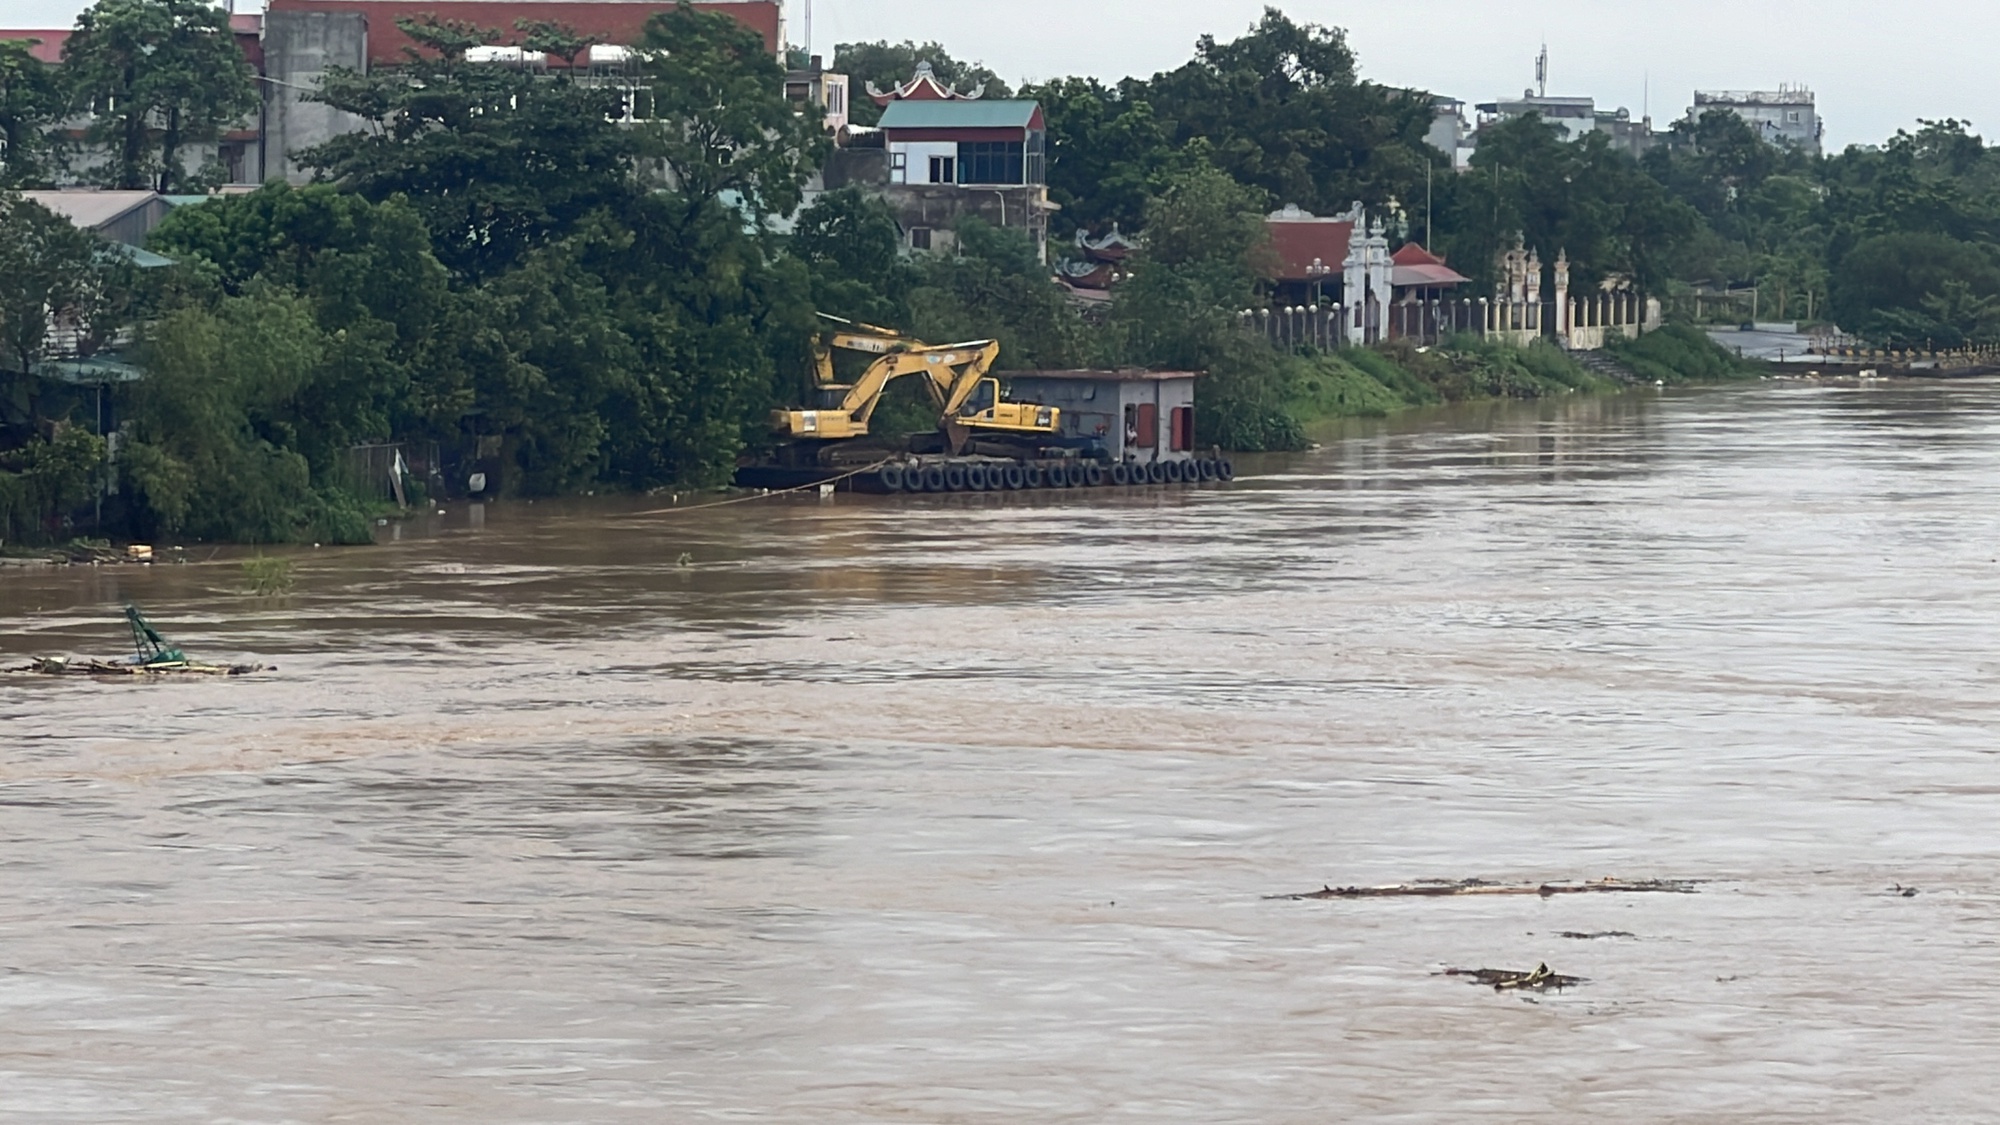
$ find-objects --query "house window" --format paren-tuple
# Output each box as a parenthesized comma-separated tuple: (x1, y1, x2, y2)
(958, 141, 1025, 185)
(910, 227, 933, 251)
(928, 155, 955, 184)
(890, 151, 907, 183)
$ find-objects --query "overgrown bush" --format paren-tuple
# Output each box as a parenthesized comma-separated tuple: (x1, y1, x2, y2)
(0, 427, 106, 545)
(1607, 323, 1759, 383)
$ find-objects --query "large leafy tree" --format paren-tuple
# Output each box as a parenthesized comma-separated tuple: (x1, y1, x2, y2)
(788, 186, 915, 326)
(1136, 9, 1435, 219)
(303, 17, 642, 280)
(636, 4, 830, 228)
(1443, 114, 1699, 292)
(1020, 76, 1173, 236)
(63, 0, 258, 192)
(0, 194, 121, 383)
(0, 40, 65, 188)
(831, 40, 1010, 127)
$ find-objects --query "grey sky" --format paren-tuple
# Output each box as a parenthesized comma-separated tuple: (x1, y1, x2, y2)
(10, 0, 1988, 149)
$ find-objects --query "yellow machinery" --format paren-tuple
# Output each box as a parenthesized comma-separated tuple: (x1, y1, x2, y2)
(771, 315, 1058, 447)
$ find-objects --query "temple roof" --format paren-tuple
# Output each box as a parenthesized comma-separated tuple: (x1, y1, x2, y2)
(1266, 219, 1354, 282)
(866, 61, 985, 106)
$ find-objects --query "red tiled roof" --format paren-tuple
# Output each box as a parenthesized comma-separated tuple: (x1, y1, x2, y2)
(0, 30, 70, 63)
(1391, 243, 1443, 266)
(264, 0, 781, 65)
(6, 20, 260, 64)
(1266, 219, 1352, 282)
(1389, 243, 1469, 288)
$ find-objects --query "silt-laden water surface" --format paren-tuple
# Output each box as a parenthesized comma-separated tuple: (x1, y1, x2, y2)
(5, 380, 2000, 1122)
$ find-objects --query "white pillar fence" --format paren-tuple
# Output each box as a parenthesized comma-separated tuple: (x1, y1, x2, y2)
(1241, 290, 1660, 353)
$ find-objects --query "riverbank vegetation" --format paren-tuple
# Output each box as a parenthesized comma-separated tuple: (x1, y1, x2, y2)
(0, 2, 1951, 544)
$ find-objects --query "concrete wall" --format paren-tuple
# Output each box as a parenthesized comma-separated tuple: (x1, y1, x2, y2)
(881, 183, 1049, 263)
(263, 11, 369, 183)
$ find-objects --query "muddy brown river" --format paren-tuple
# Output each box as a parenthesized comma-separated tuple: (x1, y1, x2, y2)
(5, 379, 2000, 1122)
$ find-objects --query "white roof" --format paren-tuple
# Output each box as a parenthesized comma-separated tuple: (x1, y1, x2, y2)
(20, 190, 160, 230)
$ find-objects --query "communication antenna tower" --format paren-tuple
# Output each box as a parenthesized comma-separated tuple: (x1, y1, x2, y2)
(1536, 44, 1548, 98)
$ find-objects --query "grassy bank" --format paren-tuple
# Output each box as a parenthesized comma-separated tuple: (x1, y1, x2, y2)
(1223, 327, 1758, 446)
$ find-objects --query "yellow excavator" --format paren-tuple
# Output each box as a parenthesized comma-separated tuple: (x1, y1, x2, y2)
(742, 314, 1229, 493)
(770, 315, 1059, 450)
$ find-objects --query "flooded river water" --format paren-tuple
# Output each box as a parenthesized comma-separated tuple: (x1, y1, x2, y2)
(6, 379, 2000, 1122)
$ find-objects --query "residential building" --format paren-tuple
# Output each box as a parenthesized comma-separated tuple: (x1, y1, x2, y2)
(828, 62, 1053, 262)
(786, 55, 850, 132)
(1478, 93, 1600, 143)
(1690, 87, 1822, 155)
(1425, 97, 1473, 170)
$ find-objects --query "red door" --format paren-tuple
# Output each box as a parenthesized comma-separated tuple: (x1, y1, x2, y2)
(1170, 406, 1194, 452)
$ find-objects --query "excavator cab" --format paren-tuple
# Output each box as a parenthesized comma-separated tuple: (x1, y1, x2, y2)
(953, 377, 1058, 435)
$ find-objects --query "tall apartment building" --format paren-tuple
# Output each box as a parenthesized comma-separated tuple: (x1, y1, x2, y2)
(1690, 87, 1823, 156)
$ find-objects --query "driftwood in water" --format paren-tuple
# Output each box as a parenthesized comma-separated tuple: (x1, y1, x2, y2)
(1441, 963, 1584, 992)
(1271, 877, 1699, 901)
(11, 657, 267, 678)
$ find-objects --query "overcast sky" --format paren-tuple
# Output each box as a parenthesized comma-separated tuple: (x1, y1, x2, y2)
(11, 0, 1992, 149)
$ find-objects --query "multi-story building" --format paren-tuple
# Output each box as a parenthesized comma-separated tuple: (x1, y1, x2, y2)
(823, 63, 1053, 262)
(1690, 87, 1823, 155)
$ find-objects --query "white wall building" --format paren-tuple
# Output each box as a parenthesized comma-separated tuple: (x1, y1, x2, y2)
(1690, 87, 1822, 156)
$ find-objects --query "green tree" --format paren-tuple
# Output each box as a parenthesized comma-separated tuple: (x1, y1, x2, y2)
(832, 40, 1010, 127)
(906, 217, 1086, 370)
(1445, 114, 1699, 292)
(1021, 76, 1173, 236)
(123, 287, 376, 543)
(789, 186, 915, 325)
(1136, 9, 1436, 219)
(303, 17, 642, 280)
(0, 39, 65, 188)
(0, 194, 119, 386)
(1111, 159, 1302, 450)
(63, 0, 258, 192)
(1830, 231, 2000, 345)
(150, 184, 455, 462)
(636, 3, 830, 228)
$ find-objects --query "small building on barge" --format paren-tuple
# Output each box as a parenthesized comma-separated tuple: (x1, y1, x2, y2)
(1003, 369, 1202, 464)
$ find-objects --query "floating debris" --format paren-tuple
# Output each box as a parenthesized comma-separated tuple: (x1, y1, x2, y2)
(9, 605, 269, 678)
(1440, 964, 1584, 992)
(1887, 884, 1920, 898)
(1559, 930, 1636, 940)
(1271, 877, 1700, 901)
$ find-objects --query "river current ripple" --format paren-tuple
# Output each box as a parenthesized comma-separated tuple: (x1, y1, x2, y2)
(5, 380, 2000, 1122)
